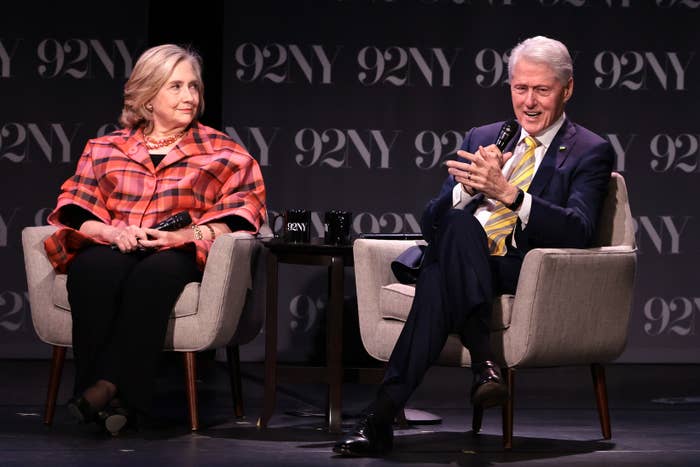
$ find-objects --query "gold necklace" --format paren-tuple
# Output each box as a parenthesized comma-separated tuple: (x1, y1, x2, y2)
(144, 131, 185, 150)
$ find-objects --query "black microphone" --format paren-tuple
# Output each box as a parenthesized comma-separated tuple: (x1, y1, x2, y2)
(443, 119, 519, 168)
(495, 119, 519, 152)
(446, 119, 519, 195)
(151, 211, 192, 231)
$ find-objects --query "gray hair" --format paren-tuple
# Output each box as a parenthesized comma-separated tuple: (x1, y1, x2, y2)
(508, 36, 573, 84)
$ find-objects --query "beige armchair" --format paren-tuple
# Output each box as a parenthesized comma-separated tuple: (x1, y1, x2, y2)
(353, 172, 637, 448)
(22, 224, 271, 430)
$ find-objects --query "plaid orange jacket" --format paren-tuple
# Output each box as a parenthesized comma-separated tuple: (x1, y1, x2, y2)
(44, 122, 267, 273)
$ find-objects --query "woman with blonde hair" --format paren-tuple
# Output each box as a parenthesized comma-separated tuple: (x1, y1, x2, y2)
(44, 44, 267, 435)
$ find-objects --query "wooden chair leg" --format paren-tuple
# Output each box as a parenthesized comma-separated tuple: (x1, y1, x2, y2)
(226, 345, 244, 418)
(591, 363, 612, 439)
(502, 367, 515, 450)
(183, 352, 199, 431)
(44, 346, 66, 425)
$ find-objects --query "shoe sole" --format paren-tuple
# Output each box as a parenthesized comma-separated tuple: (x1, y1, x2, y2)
(472, 381, 509, 408)
(333, 445, 360, 457)
(104, 414, 128, 436)
(332, 445, 388, 457)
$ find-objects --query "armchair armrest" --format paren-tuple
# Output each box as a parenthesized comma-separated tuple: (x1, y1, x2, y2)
(178, 232, 262, 350)
(22, 226, 69, 346)
(353, 238, 426, 357)
(503, 245, 637, 367)
(359, 233, 424, 240)
(233, 222, 273, 345)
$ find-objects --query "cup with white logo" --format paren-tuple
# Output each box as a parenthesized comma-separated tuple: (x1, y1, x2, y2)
(273, 209, 311, 243)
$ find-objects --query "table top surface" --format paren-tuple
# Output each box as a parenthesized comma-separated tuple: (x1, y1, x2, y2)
(261, 237, 354, 255)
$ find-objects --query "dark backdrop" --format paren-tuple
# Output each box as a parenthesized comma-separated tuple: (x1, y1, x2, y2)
(2, 0, 699, 362)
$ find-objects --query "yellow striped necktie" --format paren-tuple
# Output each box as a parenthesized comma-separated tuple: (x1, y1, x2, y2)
(483, 136, 538, 256)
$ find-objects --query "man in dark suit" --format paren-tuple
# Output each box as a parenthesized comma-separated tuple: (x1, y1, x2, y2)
(334, 35, 614, 456)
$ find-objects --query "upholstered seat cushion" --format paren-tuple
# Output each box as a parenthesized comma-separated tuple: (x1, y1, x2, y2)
(378, 283, 415, 321)
(379, 282, 514, 330)
(52, 274, 200, 318)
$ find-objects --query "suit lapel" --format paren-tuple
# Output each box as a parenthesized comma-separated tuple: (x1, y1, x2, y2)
(504, 132, 519, 154)
(529, 119, 577, 197)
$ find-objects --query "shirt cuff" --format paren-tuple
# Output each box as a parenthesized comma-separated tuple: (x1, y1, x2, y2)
(517, 192, 533, 227)
(452, 183, 474, 209)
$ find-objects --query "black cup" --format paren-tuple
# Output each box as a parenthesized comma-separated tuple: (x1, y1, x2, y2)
(273, 209, 311, 243)
(324, 210, 352, 245)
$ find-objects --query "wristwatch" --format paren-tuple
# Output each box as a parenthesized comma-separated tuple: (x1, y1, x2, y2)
(506, 188, 525, 211)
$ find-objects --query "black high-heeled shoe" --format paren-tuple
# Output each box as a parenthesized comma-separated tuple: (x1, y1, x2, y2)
(67, 396, 127, 436)
(66, 396, 97, 424)
(96, 407, 128, 436)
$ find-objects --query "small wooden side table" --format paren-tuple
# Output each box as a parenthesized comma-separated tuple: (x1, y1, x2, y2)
(256, 238, 383, 433)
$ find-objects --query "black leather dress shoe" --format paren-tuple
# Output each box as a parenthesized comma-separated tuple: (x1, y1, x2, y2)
(471, 360, 509, 408)
(332, 413, 393, 457)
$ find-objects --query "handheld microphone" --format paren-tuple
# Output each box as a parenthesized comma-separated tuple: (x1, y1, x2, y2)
(495, 119, 519, 152)
(151, 211, 192, 231)
(444, 119, 520, 195)
(443, 119, 519, 168)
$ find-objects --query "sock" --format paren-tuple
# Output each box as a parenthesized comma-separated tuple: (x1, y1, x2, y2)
(461, 308, 495, 365)
(364, 389, 399, 425)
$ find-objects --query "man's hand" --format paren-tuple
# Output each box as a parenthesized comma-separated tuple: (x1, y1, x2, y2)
(444, 144, 518, 203)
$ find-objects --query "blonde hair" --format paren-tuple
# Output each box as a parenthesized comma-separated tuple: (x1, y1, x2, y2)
(119, 44, 205, 131)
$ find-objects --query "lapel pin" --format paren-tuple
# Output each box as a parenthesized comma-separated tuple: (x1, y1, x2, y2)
(559, 145, 567, 151)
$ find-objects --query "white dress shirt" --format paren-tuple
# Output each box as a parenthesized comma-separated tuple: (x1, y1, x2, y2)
(452, 114, 566, 240)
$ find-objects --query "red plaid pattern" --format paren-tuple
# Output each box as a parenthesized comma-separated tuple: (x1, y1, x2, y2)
(44, 122, 267, 272)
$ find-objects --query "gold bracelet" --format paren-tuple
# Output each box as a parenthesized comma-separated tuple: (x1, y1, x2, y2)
(203, 223, 216, 241)
(191, 224, 203, 240)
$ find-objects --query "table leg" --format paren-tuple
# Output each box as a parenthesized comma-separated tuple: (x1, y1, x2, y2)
(258, 252, 278, 429)
(326, 255, 344, 433)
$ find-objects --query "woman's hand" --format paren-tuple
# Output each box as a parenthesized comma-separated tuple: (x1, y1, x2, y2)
(81, 221, 231, 252)
(79, 221, 149, 253)
(139, 222, 230, 249)
(110, 225, 150, 253)
(138, 228, 191, 250)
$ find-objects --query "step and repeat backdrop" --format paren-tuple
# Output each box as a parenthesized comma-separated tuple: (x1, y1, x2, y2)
(2, 1, 699, 363)
(0, 2, 149, 357)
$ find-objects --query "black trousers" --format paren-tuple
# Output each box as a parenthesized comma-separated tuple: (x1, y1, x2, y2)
(66, 245, 202, 413)
(381, 209, 523, 409)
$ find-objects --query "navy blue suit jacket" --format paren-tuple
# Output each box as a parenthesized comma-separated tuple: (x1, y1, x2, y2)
(421, 119, 615, 255)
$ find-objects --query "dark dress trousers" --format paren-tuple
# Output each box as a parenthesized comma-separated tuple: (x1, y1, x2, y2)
(380, 119, 615, 408)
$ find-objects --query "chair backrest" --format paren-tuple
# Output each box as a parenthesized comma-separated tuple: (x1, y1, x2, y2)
(593, 172, 636, 248)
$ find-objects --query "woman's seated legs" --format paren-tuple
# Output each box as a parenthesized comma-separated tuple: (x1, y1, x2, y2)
(66, 245, 141, 403)
(66, 246, 201, 430)
(100, 248, 202, 416)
